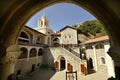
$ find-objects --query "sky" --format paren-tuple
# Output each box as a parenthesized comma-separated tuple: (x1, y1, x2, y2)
(26, 3, 96, 32)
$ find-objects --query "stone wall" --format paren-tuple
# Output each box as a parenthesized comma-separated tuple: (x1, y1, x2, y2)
(15, 56, 42, 75)
(60, 28, 77, 44)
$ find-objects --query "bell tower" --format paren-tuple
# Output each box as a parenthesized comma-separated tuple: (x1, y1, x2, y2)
(35, 15, 52, 46)
(35, 15, 49, 34)
(38, 16, 48, 28)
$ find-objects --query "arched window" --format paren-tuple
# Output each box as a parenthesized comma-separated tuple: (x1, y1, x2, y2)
(18, 47, 28, 59)
(29, 48, 37, 57)
(38, 48, 43, 56)
(101, 57, 106, 64)
(18, 32, 30, 43)
(41, 21, 43, 26)
(20, 32, 29, 38)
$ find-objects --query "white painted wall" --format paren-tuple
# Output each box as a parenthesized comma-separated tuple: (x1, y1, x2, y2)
(104, 43, 115, 77)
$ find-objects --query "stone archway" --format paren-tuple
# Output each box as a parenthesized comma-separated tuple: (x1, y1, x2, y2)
(1, 0, 120, 80)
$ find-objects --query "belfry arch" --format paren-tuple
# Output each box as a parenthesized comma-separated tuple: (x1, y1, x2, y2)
(1, 0, 120, 80)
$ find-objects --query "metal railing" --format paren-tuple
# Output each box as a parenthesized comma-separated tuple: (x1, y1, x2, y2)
(62, 46, 80, 59)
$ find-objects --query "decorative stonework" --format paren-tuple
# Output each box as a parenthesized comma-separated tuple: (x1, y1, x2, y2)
(0, 45, 21, 64)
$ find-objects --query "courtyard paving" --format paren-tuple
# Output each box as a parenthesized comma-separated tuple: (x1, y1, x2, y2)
(18, 68, 109, 80)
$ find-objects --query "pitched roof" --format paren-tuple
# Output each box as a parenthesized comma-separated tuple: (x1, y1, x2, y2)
(83, 35, 109, 44)
(24, 25, 46, 36)
(60, 26, 76, 32)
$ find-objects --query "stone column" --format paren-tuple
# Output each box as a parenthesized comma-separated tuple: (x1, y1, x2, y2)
(0, 45, 21, 80)
(108, 46, 120, 79)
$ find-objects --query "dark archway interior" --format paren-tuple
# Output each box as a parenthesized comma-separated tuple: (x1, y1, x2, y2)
(60, 57, 66, 70)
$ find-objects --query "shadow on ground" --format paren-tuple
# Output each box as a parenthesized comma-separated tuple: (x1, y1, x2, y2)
(17, 68, 56, 80)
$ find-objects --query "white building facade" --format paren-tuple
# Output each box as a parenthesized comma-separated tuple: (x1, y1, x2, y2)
(80, 36, 115, 77)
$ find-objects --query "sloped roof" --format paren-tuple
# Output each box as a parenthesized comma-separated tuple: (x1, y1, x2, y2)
(24, 25, 46, 36)
(60, 26, 76, 32)
(83, 35, 109, 44)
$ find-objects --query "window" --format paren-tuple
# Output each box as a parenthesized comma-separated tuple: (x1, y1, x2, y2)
(41, 21, 43, 26)
(69, 35, 71, 38)
(101, 57, 106, 64)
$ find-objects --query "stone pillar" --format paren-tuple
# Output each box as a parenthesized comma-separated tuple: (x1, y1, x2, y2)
(92, 45, 98, 71)
(0, 45, 21, 80)
(108, 46, 120, 79)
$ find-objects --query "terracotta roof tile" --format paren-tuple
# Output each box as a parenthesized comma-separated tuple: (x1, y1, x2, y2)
(83, 35, 109, 44)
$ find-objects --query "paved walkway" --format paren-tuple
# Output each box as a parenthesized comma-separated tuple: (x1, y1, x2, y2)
(18, 68, 109, 80)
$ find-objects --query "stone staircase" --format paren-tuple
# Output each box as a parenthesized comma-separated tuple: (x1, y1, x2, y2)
(63, 47, 80, 58)
(42, 47, 83, 72)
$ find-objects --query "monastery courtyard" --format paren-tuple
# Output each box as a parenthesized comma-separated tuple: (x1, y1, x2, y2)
(19, 68, 108, 80)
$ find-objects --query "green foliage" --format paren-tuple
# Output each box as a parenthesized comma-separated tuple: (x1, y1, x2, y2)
(73, 20, 107, 36)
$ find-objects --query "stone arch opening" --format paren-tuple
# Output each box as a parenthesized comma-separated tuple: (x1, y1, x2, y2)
(53, 38, 60, 46)
(1, 0, 119, 58)
(38, 48, 43, 56)
(29, 48, 37, 57)
(18, 31, 30, 43)
(18, 47, 28, 59)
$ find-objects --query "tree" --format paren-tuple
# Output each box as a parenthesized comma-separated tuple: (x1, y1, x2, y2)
(73, 20, 107, 37)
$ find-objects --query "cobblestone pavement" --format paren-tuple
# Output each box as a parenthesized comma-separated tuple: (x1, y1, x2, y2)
(18, 68, 109, 80)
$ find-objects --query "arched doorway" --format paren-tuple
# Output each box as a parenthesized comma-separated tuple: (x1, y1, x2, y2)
(87, 58, 95, 74)
(88, 58, 93, 69)
(60, 57, 66, 70)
